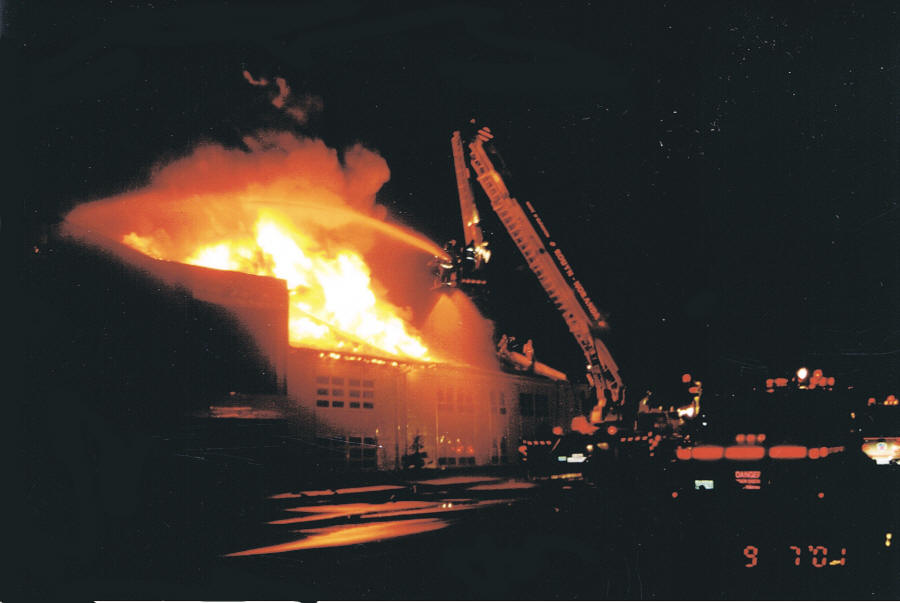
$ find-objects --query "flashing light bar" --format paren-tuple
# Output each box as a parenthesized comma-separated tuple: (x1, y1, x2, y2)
(768, 445, 807, 459)
(724, 445, 765, 461)
(691, 445, 724, 461)
(676, 445, 846, 461)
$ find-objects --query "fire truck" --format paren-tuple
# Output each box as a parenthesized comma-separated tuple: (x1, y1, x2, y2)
(440, 125, 685, 478)
(445, 125, 625, 422)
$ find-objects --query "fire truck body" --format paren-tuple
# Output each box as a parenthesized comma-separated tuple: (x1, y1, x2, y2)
(451, 126, 625, 422)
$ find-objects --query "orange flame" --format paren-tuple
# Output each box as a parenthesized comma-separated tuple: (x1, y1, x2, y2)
(124, 209, 429, 358)
(65, 132, 441, 360)
(168, 211, 427, 357)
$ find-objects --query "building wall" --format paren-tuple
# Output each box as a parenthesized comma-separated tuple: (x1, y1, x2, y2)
(69, 231, 587, 471)
(81, 235, 291, 392)
(286, 347, 587, 470)
(147, 258, 289, 392)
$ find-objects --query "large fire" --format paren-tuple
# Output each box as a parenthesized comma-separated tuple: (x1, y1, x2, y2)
(124, 211, 429, 358)
(64, 132, 445, 361)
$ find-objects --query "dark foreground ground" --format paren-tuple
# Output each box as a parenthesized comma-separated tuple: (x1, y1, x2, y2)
(15, 444, 899, 601)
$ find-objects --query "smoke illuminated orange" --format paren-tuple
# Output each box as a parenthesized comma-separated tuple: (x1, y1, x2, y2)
(124, 212, 429, 358)
(65, 132, 445, 360)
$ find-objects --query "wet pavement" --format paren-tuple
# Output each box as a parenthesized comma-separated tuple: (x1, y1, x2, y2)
(227, 476, 534, 555)
(210, 469, 897, 599)
(20, 465, 899, 600)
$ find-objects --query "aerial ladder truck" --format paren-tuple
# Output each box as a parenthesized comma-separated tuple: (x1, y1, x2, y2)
(448, 125, 625, 425)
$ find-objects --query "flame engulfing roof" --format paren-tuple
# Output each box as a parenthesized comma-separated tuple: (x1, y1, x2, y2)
(63, 131, 454, 362)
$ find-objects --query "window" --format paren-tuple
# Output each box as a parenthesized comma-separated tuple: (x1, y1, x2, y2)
(349, 402, 360, 409)
(347, 435, 377, 470)
(363, 379, 375, 387)
(332, 401, 344, 408)
(349, 436, 362, 459)
(316, 400, 329, 407)
(534, 394, 549, 418)
(363, 402, 374, 409)
(349, 378, 361, 387)
(519, 392, 535, 416)
(316, 376, 329, 384)
(331, 377, 344, 385)
(362, 391, 374, 399)
(349, 389, 360, 397)
(332, 388, 344, 396)
(315, 436, 348, 471)
(500, 407, 507, 415)
(316, 388, 328, 396)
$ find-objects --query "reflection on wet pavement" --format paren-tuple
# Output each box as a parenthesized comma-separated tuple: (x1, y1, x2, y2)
(268, 484, 404, 499)
(359, 499, 510, 519)
(229, 476, 525, 556)
(285, 501, 436, 514)
(226, 518, 450, 555)
(467, 479, 536, 490)
(269, 501, 436, 525)
(413, 476, 499, 485)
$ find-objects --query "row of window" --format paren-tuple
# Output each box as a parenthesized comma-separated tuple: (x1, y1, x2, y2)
(316, 400, 374, 409)
(314, 435, 378, 470)
(316, 376, 375, 388)
(519, 393, 550, 417)
(316, 388, 375, 398)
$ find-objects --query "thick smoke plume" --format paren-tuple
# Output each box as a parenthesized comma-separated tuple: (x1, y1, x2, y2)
(65, 131, 392, 259)
(62, 130, 499, 369)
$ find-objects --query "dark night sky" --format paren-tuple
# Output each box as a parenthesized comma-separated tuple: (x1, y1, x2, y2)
(12, 1, 900, 394)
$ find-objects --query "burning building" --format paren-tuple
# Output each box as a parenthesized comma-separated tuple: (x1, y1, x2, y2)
(286, 342, 584, 471)
(62, 131, 584, 470)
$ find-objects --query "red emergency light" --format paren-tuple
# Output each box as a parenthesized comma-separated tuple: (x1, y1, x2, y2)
(768, 445, 807, 459)
(691, 445, 724, 461)
(725, 445, 766, 461)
